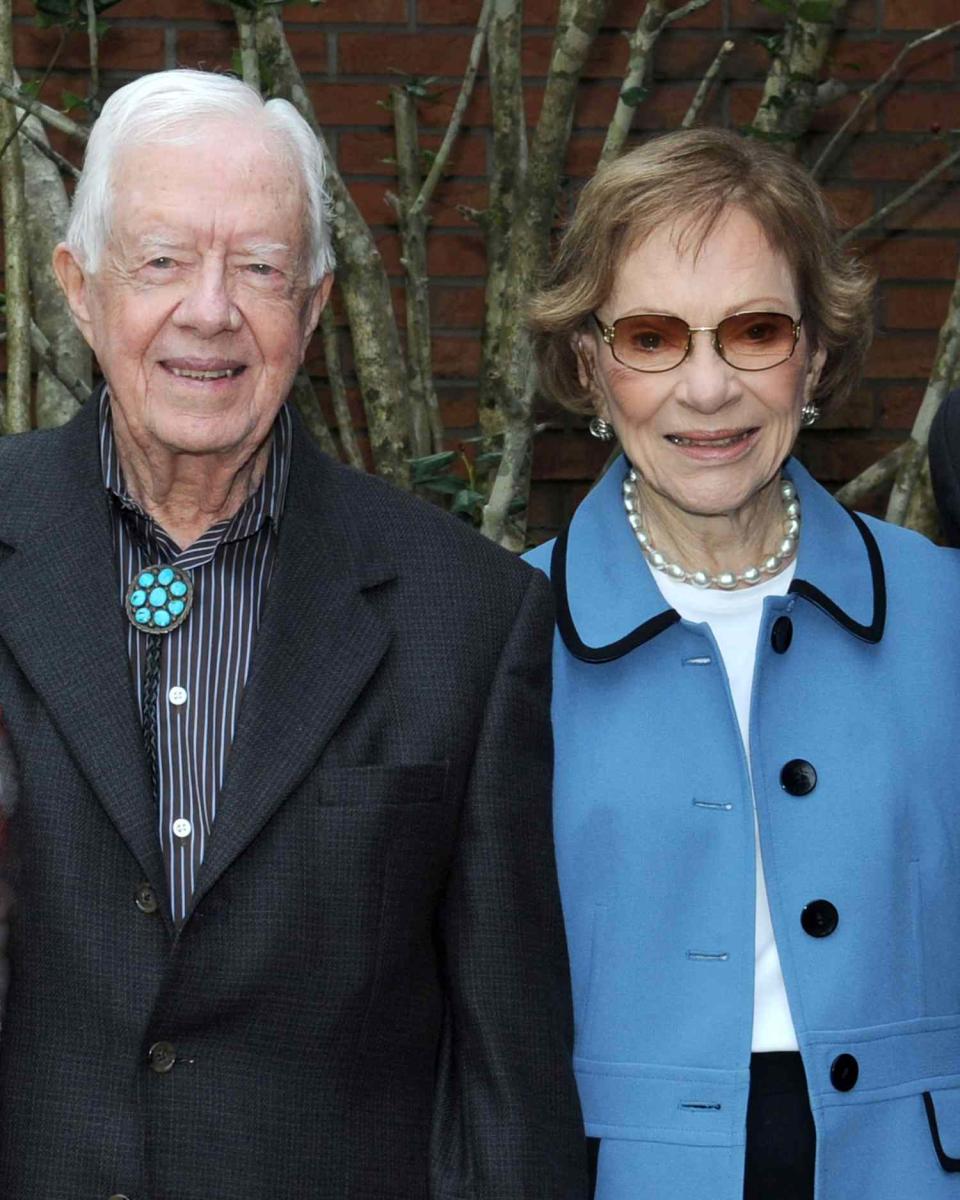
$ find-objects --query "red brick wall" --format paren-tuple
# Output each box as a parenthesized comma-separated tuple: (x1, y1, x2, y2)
(8, 0, 960, 535)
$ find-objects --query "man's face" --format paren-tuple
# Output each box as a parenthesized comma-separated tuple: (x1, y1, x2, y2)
(56, 121, 330, 459)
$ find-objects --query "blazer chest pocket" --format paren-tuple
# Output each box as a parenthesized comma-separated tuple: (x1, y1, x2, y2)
(923, 1088, 960, 1173)
(316, 762, 448, 808)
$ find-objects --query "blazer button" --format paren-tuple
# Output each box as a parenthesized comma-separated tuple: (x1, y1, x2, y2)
(780, 759, 817, 795)
(830, 1053, 859, 1091)
(148, 1042, 176, 1074)
(801, 899, 839, 937)
(771, 616, 793, 653)
(134, 882, 159, 915)
(108, 1195, 132, 1200)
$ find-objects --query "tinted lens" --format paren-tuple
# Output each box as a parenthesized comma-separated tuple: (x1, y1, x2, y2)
(717, 312, 797, 370)
(611, 314, 690, 371)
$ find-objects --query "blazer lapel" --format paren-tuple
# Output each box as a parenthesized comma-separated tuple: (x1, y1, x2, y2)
(190, 426, 395, 913)
(0, 401, 163, 894)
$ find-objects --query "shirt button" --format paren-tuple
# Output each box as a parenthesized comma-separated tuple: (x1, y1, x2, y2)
(134, 882, 159, 914)
(148, 1041, 176, 1074)
(168, 686, 188, 707)
(172, 818, 192, 839)
(107, 1194, 132, 1200)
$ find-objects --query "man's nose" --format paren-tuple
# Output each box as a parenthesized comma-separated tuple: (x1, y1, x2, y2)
(676, 329, 737, 412)
(173, 263, 241, 336)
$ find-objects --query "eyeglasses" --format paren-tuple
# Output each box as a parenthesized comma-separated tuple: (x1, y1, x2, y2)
(592, 311, 803, 374)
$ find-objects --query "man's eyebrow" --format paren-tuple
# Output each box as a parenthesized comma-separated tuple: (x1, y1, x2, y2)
(234, 242, 295, 259)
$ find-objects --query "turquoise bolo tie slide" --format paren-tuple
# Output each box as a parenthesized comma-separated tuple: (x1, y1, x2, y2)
(124, 564, 194, 634)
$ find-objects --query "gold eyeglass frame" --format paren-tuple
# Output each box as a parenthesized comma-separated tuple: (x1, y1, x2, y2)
(592, 311, 803, 374)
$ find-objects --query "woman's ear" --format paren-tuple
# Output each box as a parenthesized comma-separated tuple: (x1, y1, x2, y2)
(573, 331, 596, 393)
(803, 343, 828, 403)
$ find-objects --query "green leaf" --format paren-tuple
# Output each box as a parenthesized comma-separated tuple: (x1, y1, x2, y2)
(797, 0, 836, 21)
(408, 450, 456, 482)
(619, 86, 648, 109)
(422, 476, 466, 495)
(756, 0, 794, 14)
(507, 496, 528, 515)
(18, 80, 42, 99)
(474, 451, 503, 469)
(451, 488, 485, 516)
(741, 124, 801, 143)
(753, 32, 784, 59)
(60, 89, 87, 112)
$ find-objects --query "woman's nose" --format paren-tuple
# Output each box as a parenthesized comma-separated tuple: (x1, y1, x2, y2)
(676, 329, 737, 411)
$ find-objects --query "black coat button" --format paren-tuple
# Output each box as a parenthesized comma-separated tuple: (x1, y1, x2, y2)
(801, 899, 839, 937)
(134, 882, 159, 915)
(771, 616, 793, 653)
(830, 1053, 859, 1091)
(148, 1042, 176, 1074)
(781, 759, 817, 795)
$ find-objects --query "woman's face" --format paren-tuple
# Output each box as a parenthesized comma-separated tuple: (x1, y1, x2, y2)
(582, 207, 825, 520)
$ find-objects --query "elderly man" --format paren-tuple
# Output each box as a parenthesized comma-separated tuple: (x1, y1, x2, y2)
(0, 70, 585, 1199)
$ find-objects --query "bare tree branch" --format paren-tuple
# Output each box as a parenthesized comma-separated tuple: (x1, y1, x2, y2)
(16, 69, 90, 427)
(602, 0, 715, 164)
(834, 440, 912, 507)
(410, 0, 492, 220)
(251, 5, 411, 488)
(483, 0, 611, 548)
(86, 0, 100, 115)
(681, 37, 733, 129)
(390, 88, 442, 457)
(290, 367, 339, 459)
(0, 0, 31, 434)
(0, 78, 88, 142)
(885, 254, 960, 525)
(21, 124, 79, 178)
(813, 20, 960, 179)
(839, 141, 960, 246)
(231, 3, 260, 93)
(751, 0, 847, 147)
(30, 321, 91, 407)
(478, 0, 525, 435)
(319, 304, 364, 472)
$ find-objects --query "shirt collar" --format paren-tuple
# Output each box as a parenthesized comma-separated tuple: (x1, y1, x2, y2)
(97, 384, 293, 554)
(552, 453, 885, 664)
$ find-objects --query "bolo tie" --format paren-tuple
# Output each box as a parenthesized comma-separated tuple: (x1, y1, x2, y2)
(123, 564, 195, 798)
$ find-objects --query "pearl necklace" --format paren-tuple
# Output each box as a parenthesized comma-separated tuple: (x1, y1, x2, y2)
(622, 469, 801, 590)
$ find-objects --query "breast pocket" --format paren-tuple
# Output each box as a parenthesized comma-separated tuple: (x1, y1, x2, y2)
(316, 762, 448, 807)
(924, 1088, 960, 1173)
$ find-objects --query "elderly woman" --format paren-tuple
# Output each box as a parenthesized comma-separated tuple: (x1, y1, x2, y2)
(525, 128, 960, 1200)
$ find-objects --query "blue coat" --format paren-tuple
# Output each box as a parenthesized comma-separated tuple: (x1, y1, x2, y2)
(526, 456, 960, 1199)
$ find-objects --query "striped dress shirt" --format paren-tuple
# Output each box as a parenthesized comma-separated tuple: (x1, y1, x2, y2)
(99, 389, 292, 924)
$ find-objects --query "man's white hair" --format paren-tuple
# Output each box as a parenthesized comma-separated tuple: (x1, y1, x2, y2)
(65, 68, 336, 283)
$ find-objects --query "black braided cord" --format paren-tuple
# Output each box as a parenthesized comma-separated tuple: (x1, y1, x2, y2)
(140, 633, 162, 802)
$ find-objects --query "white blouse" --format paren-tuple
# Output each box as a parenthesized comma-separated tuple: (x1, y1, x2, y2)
(653, 560, 800, 1053)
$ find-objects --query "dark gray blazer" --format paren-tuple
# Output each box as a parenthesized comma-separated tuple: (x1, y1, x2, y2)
(0, 399, 586, 1200)
(930, 388, 960, 547)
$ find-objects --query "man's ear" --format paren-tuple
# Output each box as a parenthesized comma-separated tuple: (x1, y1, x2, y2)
(52, 243, 95, 344)
(301, 273, 334, 359)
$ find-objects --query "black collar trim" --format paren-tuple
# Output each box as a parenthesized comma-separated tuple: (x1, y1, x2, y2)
(787, 508, 886, 644)
(551, 503, 886, 665)
(551, 522, 680, 664)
